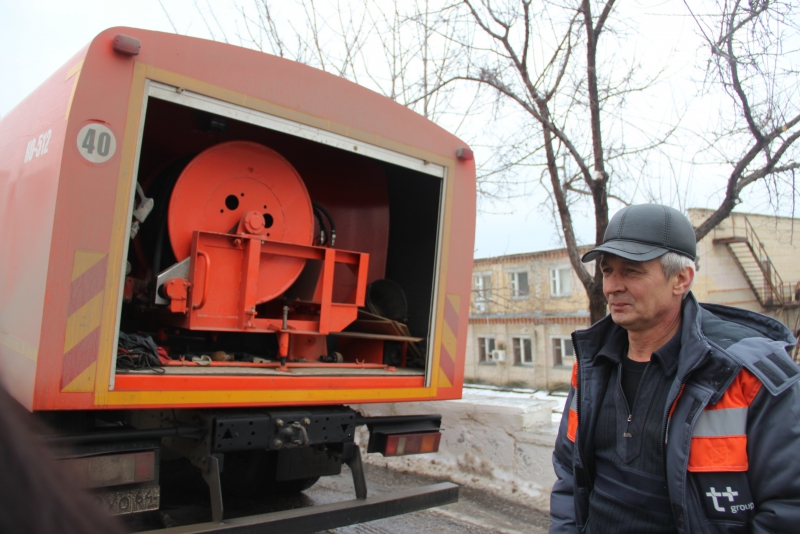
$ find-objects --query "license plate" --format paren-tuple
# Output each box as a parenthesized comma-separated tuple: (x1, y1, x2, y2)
(97, 485, 160, 515)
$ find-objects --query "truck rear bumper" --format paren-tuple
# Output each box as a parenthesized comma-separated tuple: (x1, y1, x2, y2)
(143, 482, 459, 533)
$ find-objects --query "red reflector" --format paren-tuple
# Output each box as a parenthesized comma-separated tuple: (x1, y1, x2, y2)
(382, 432, 441, 457)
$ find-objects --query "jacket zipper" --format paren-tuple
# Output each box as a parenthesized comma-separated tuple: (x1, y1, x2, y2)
(660, 349, 711, 467)
(619, 364, 633, 438)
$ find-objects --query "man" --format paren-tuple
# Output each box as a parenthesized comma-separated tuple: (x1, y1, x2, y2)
(550, 204, 800, 533)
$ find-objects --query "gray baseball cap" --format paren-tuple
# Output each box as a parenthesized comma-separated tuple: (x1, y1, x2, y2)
(581, 204, 696, 263)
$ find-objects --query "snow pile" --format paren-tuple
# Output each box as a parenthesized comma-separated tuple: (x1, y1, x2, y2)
(351, 386, 563, 512)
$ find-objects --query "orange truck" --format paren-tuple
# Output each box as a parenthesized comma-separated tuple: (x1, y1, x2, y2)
(0, 28, 475, 529)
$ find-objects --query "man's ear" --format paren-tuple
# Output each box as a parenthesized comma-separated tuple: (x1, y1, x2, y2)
(673, 266, 694, 296)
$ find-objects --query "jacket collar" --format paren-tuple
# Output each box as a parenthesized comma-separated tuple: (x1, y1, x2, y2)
(594, 326, 681, 377)
(675, 293, 712, 380)
(573, 293, 711, 378)
(574, 291, 796, 385)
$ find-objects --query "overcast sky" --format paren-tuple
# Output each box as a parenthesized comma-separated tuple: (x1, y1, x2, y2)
(1, 1, 792, 258)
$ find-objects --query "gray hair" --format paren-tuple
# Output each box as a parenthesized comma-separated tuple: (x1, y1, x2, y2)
(660, 252, 696, 297)
(597, 252, 696, 297)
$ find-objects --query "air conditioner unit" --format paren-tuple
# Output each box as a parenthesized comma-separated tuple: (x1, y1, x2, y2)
(491, 349, 506, 362)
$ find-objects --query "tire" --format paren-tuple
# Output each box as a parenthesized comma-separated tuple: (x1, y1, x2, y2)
(281, 476, 320, 493)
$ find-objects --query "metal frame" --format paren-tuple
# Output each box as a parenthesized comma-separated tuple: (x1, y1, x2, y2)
(148, 82, 446, 179)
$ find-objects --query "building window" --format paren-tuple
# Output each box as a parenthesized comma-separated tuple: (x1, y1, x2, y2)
(550, 266, 572, 297)
(473, 273, 492, 312)
(478, 336, 496, 363)
(552, 337, 575, 367)
(508, 271, 529, 298)
(512, 337, 533, 365)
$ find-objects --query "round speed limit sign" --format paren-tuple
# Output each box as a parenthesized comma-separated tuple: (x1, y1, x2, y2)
(76, 123, 117, 164)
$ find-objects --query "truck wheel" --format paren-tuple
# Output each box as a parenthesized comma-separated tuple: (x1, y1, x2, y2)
(220, 451, 320, 496)
(220, 450, 272, 497)
(281, 476, 320, 493)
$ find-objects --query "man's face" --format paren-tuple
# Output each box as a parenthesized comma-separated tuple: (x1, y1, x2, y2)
(600, 254, 683, 332)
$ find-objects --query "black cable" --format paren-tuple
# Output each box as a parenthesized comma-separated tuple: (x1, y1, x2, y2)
(313, 202, 336, 246)
(312, 205, 328, 246)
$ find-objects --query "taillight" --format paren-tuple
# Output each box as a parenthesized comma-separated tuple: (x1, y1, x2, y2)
(381, 432, 441, 457)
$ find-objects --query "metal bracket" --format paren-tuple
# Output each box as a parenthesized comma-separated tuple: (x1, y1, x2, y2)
(155, 257, 190, 305)
(342, 442, 367, 500)
(201, 454, 224, 523)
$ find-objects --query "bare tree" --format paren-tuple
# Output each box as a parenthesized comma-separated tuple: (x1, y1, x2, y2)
(223, 0, 465, 124)
(686, 0, 800, 239)
(427, 0, 662, 323)
(172, 0, 800, 323)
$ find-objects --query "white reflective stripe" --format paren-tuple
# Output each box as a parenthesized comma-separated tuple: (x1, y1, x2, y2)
(692, 407, 747, 438)
(665, 418, 671, 444)
(569, 392, 578, 411)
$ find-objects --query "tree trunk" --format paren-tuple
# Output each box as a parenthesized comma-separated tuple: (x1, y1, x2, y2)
(588, 280, 607, 324)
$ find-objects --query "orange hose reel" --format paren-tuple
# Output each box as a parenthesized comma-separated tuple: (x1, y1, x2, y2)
(160, 141, 370, 346)
(168, 141, 314, 303)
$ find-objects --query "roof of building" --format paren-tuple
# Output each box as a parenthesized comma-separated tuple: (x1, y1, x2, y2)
(474, 245, 593, 265)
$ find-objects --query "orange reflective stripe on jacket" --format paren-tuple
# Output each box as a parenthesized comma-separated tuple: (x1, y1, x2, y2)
(567, 361, 578, 442)
(687, 368, 762, 472)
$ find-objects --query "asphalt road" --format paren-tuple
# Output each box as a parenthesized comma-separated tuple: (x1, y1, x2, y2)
(122, 460, 551, 533)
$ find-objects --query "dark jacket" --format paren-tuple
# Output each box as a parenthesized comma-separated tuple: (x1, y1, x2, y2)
(550, 294, 800, 533)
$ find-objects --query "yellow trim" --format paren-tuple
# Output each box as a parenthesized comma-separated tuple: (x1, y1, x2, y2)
(438, 368, 453, 389)
(92, 62, 462, 407)
(103, 386, 438, 407)
(0, 332, 38, 362)
(63, 292, 104, 354)
(71, 250, 107, 281)
(94, 63, 148, 405)
(447, 294, 460, 311)
(442, 322, 457, 361)
(427, 161, 456, 390)
(65, 59, 84, 121)
(62, 362, 96, 392)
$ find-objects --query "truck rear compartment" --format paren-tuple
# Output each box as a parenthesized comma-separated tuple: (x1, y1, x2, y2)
(117, 84, 444, 382)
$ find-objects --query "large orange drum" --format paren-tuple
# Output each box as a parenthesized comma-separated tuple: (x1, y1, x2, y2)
(167, 141, 314, 303)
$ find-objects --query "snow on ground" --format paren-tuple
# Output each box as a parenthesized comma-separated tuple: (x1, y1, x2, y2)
(351, 385, 566, 513)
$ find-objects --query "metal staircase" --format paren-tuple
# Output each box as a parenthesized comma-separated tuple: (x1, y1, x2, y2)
(713, 217, 798, 309)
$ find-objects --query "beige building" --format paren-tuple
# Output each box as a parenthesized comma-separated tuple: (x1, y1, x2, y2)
(466, 209, 800, 391)
(690, 209, 800, 333)
(466, 247, 591, 391)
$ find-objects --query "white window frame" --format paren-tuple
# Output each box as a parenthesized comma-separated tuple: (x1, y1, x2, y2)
(507, 270, 529, 299)
(512, 336, 533, 365)
(550, 266, 572, 297)
(552, 336, 575, 367)
(477, 336, 496, 364)
(473, 272, 492, 313)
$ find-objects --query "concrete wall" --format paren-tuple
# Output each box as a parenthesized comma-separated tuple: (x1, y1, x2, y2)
(352, 394, 560, 513)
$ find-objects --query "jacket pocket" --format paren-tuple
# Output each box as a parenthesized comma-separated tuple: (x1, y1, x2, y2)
(689, 472, 752, 532)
